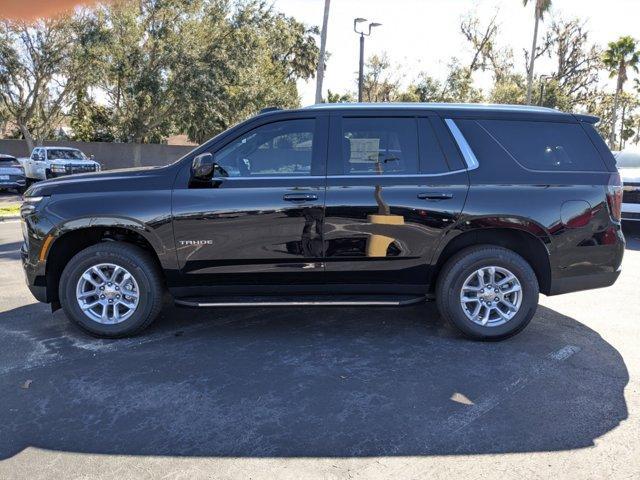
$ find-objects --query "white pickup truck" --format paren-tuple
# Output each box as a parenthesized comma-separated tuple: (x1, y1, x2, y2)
(21, 146, 101, 184)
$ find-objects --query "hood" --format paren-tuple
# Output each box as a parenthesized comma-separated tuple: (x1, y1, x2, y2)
(619, 167, 640, 184)
(49, 159, 100, 166)
(25, 164, 178, 197)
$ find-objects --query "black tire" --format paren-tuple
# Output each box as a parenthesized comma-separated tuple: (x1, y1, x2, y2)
(436, 245, 539, 341)
(59, 242, 164, 338)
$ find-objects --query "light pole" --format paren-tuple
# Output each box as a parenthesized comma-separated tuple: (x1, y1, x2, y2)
(314, 0, 331, 104)
(354, 18, 381, 102)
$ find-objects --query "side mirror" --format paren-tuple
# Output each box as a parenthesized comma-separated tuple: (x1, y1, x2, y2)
(190, 152, 216, 184)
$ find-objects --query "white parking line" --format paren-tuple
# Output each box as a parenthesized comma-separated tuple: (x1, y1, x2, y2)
(441, 344, 581, 446)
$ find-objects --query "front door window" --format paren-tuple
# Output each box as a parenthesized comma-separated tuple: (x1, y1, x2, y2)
(214, 119, 315, 177)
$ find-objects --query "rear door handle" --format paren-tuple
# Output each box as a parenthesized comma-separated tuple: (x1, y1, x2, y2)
(283, 193, 319, 202)
(417, 192, 453, 200)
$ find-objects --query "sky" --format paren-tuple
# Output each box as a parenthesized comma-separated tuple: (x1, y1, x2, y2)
(272, 0, 640, 105)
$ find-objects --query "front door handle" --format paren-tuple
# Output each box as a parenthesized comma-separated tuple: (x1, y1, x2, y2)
(283, 193, 318, 202)
(417, 192, 454, 201)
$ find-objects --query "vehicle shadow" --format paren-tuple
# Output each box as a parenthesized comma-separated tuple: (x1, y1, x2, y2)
(0, 301, 628, 459)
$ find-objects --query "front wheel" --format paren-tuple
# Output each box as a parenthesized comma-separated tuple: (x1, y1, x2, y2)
(59, 242, 164, 338)
(436, 245, 539, 341)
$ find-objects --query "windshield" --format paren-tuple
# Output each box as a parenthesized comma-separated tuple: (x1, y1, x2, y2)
(0, 156, 19, 166)
(615, 152, 640, 169)
(47, 149, 86, 160)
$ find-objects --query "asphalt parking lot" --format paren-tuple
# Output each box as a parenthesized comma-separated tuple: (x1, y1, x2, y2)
(0, 219, 638, 480)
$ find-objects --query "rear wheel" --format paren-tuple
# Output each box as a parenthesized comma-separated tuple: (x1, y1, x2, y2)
(436, 245, 539, 341)
(59, 242, 164, 338)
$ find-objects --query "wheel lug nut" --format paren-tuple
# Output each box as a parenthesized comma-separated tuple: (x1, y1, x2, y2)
(100, 294, 105, 299)
(115, 286, 119, 291)
(116, 295, 120, 299)
(494, 297, 499, 301)
(487, 302, 492, 307)
(480, 289, 484, 294)
(108, 299, 113, 303)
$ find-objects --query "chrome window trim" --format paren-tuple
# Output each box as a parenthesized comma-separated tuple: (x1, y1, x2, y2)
(216, 170, 467, 181)
(445, 118, 480, 170)
(327, 170, 466, 179)
(216, 175, 323, 181)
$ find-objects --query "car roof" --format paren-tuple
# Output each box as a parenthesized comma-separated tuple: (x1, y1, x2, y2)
(256, 102, 589, 123)
(303, 102, 559, 114)
(42, 147, 82, 151)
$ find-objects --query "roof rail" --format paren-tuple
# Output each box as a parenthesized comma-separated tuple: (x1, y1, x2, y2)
(259, 107, 282, 114)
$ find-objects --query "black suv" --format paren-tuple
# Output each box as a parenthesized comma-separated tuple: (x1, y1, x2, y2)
(20, 103, 624, 340)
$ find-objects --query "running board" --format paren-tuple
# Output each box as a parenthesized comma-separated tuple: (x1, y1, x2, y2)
(174, 295, 427, 308)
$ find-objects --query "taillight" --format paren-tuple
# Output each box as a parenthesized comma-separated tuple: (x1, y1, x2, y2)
(606, 173, 623, 222)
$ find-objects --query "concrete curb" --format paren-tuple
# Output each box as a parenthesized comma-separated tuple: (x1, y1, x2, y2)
(0, 216, 20, 222)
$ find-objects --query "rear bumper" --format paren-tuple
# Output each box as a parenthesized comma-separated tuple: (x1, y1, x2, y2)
(622, 202, 640, 221)
(548, 269, 621, 296)
(0, 179, 26, 189)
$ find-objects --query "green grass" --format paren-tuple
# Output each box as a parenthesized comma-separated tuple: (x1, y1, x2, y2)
(0, 203, 21, 217)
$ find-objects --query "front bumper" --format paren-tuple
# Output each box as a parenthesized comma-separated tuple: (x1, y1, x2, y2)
(21, 243, 48, 302)
(47, 167, 99, 178)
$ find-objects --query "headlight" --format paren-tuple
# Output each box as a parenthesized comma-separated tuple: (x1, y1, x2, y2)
(50, 164, 66, 173)
(21, 196, 46, 217)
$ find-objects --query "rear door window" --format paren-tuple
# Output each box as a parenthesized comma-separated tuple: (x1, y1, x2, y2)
(339, 117, 418, 175)
(418, 118, 452, 174)
(476, 119, 605, 172)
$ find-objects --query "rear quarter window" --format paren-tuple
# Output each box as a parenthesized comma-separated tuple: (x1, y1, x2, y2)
(464, 119, 606, 172)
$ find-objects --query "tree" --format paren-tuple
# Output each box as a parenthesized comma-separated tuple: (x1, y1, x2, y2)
(602, 36, 639, 147)
(175, 1, 319, 143)
(87, 0, 202, 147)
(460, 12, 513, 82)
(410, 62, 484, 104)
(550, 18, 602, 106)
(0, 14, 98, 151)
(523, 0, 552, 104)
(324, 89, 355, 103)
(361, 54, 402, 102)
(70, 91, 116, 142)
(314, 0, 330, 104)
(0, 101, 9, 137)
(73, 0, 319, 148)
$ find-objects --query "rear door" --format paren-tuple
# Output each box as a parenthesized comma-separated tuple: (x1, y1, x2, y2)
(323, 111, 469, 291)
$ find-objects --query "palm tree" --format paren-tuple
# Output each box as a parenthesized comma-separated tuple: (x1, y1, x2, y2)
(523, 0, 552, 105)
(314, 0, 331, 104)
(603, 36, 640, 147)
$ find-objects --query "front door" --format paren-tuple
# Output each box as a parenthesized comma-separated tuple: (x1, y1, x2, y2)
(172, 115, 328, 291)
(323, 113, 469, 291)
